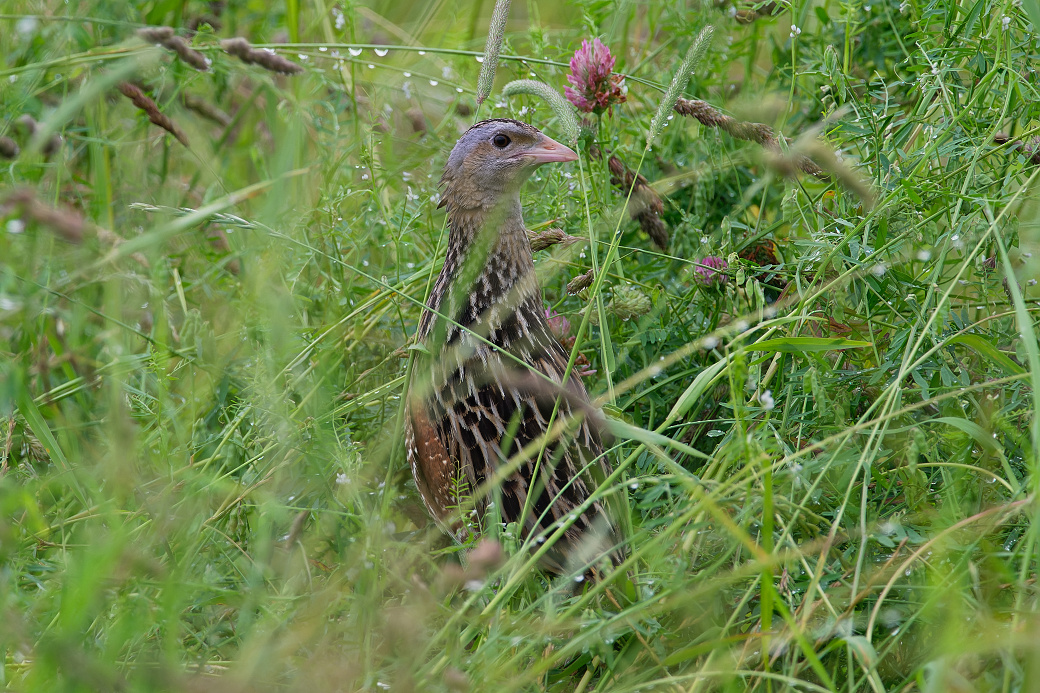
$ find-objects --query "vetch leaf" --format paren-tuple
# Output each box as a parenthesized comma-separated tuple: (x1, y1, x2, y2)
(948, 334, 1025, 376)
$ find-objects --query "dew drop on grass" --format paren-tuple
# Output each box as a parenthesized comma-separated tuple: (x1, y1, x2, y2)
(475, 55, 485, 63)
(418, 50, 426, 55)
(429, 79, 438, 86)
(403, 71, 411, 77)
(375, 48, 388, 56)
(348, 47, 362, 56)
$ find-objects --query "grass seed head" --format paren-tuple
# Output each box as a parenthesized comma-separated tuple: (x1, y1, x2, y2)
(634, 208, 668, 248)
(467, 539, 505, 576)
(528, 227, 581, 251)
(221, 37, 304, 75)
(0, 137, 18, 159)
(138, 26, 209, 70)
(16, 114, 62, 157)
(181, 93, 231, 126)
(476, 0, 511, 105)
(647, 25, 714, 149)
(163, 34, 211, 71)
(501, 79, 579, 145)
(566, 268, 595, 295)
(608, 154, 668, 247)
(117, 82, 190, 147)
(136, 26, 175, 43)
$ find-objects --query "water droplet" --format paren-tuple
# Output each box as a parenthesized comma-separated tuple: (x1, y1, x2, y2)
(429, 79, 438, 86)
(348, 47, 362, 56)
(403, 71, 411, 77)
(374, 48, 389, 56)
(476, 55, 485, 63)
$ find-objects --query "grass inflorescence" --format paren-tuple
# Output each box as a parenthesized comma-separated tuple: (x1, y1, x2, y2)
(2, 1, 1040, 691)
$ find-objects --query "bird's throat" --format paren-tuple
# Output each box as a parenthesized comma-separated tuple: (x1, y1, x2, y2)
(423, 195, 541, 343)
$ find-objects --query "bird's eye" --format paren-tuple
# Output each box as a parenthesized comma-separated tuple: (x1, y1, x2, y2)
(492, 134, 511, 148)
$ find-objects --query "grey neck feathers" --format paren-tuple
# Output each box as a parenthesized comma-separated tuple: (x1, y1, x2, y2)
(421, 193, 543, 343)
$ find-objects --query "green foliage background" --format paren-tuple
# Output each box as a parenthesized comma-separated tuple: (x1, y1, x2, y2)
(2, 0, 1040, 690)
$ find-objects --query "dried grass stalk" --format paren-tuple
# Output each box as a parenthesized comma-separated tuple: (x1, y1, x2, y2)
(2, 189, 85, 243)
(773, 138, 875, 208)
(600, 150, 669, 248)
(221, 37, 304, 75)
(118, 82, 190, 147)
(675, 97, 875, 205)
(673, 97, 824, 178)
(476, 0, 511, 105)
(527, 227, 582, 251)
(1, 189, 150, 267)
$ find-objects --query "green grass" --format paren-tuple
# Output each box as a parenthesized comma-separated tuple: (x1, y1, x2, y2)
(2, 0, 1040, 690)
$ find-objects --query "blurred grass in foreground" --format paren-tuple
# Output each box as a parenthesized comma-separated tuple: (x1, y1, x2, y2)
(2, 0, 1040, 690)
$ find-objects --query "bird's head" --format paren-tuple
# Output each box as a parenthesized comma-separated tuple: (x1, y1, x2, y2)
(440, 119, 577, 211)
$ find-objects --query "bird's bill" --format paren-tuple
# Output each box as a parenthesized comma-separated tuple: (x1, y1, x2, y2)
(523, 135, 578, 164)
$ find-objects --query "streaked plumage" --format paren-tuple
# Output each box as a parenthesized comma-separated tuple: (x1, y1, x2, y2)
(405, 119, 617, 573)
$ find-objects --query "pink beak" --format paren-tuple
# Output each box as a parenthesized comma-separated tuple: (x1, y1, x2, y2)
(524, 134, 578, 164)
